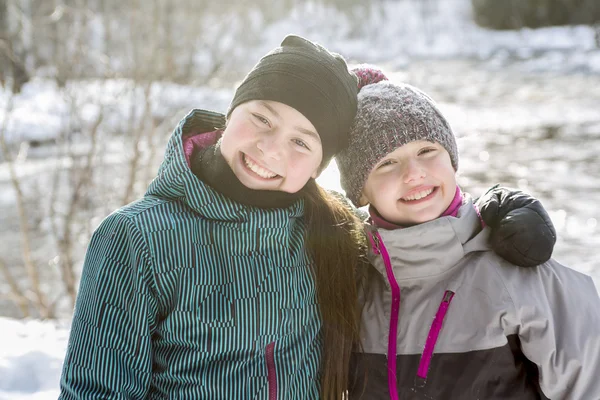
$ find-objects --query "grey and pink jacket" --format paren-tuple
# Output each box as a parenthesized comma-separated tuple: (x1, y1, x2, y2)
(349, 197, 600, 399)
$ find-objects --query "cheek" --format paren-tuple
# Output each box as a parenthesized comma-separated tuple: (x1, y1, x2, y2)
(431, 160, 457, 202)
(444, 174, 457, 203)
(437, 162, 456, 187)
(364, 176, 391, 205)
(374, 176, 396, 198)
(290, 145, 323, 178)
(281, 154, 320, 190)
(427, 157, 455, 181)
(289, 145, 320, 166)
(221, 121, 254, 154)
(227, 119, 258, 140)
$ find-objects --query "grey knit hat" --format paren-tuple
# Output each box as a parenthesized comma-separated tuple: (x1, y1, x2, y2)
(337, 65, 458, 207)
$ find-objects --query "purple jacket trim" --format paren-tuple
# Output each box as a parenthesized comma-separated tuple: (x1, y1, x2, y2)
(370, 231, 401, 400)
(266, 342, 278, 400)
(417, 290, 455, 379)
(182, 130, 222, 167)
(441, 186, 463, 218)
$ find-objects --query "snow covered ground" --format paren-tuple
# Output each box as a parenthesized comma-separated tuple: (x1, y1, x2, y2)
(1, 0, 599, 397)
(0, 318, 68, 399)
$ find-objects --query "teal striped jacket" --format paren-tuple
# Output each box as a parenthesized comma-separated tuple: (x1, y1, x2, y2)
(59, 109, 322, 399)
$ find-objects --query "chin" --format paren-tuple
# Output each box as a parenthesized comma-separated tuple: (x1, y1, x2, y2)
(279, 183, 307, 194)
(404, 210, 444, 226)
(246, 182, 280, 191)
(236, 176, 273, 191)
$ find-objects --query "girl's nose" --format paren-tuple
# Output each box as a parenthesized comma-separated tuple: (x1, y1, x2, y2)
(256, 133, 282, 160)
(403, 159, 426, 183)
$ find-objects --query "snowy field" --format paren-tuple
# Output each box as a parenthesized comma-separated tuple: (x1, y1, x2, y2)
(1, 0, 599, 397)
(0, 318, 68, 400)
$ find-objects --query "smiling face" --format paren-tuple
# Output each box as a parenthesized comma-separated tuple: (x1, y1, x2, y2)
(220, 100, 323, 193)
(360, 140, 457, 226)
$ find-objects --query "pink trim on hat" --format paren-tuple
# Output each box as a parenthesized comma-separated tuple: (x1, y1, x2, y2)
(352, 65, 388, 89)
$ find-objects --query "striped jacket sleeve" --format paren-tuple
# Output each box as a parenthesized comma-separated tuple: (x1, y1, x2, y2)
(504, 260, 600, 400)
(59, 211, 159, 399)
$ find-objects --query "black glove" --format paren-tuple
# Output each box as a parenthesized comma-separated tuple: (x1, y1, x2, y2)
(476, 185, 556, 268)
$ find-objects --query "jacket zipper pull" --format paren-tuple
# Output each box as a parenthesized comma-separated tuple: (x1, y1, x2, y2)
(367, 230, 381, 255)
(416, 290, 455, 383)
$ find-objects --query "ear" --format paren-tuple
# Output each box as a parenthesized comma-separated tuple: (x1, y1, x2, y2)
(357, 192, 370, 207)
(311, 169, 319, 179)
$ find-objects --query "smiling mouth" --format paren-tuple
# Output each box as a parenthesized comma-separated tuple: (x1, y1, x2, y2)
(241, 153, 280, 179)
(400, 187, 437, 202)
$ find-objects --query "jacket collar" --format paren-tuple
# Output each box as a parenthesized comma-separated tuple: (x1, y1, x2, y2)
(368, 198, 490, 281)
(145, 109, 304, 223)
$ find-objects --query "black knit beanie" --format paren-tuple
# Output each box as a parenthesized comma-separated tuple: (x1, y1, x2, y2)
(227, 35, 358, 169)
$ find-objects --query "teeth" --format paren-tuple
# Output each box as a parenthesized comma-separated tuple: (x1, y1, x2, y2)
(244, 155, 278, 179)
(402, 188, 434, 201)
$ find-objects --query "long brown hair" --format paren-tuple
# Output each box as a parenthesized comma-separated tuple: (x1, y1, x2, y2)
(303, 178, 368, 399)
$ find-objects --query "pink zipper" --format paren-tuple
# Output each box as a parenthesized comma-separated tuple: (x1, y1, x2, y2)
(266, 342, 277, 400)
(369, 231, 401, 400)
(417, 290, 455, 379)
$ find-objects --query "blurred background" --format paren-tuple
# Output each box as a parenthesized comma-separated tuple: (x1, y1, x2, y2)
(1, 0, 599, 396)
(1, 0, 599, 322)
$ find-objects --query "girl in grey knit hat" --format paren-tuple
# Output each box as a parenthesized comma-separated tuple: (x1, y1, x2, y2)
(337, 65, 556, 265)
(338, 66, 600, 399)
(337, 67, 459, 224)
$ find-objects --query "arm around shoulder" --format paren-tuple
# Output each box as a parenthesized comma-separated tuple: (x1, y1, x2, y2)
(59, 211, 159, 399)
(504, 259, 600, 400)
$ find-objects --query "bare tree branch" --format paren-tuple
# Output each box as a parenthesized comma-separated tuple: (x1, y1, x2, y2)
(0, 257, 30, 317)
(59, 103, 104, 307)
(47, 87, 105, 309)
(0, 91, 52, 318)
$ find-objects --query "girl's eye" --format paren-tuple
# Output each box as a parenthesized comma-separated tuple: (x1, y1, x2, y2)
(377, 159, 394, 169)
(418, 147, 436, 156)
(293, 138, 310, 150)
(253, 114, 271, 127)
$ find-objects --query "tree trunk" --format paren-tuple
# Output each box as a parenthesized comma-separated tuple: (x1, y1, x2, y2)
(0, 0, 30, 92)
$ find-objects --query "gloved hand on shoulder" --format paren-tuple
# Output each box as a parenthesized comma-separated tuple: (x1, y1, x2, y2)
(476, 185, 557, 268)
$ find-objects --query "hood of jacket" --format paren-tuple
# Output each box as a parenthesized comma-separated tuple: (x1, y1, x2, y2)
(145, 109, 304, 222)
(368, 198, 491, 281)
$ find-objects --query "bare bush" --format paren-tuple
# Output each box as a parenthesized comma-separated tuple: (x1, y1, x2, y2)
(0, 94, 53, 317)
(1, 0, 385, 319)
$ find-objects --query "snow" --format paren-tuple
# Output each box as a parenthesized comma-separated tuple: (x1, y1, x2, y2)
(260, 1, 599, 72)
(1, 0, 599, 397)
(3, 2, 600, 146)
(0, 78, 232, 145)
(0, 318, 68, 399)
